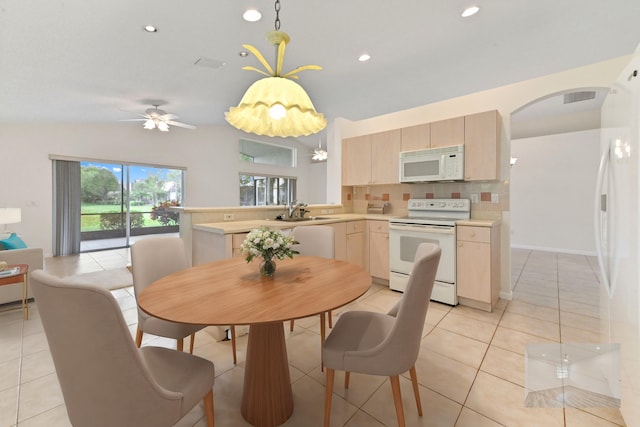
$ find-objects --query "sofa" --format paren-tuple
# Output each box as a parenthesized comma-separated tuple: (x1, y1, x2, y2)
(0, 248, 44, 305)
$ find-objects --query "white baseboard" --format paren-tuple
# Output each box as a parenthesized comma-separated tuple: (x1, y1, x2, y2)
(510, 244, 596, 257)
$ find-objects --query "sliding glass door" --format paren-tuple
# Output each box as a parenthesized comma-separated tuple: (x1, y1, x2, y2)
(79, 161, 184, 252)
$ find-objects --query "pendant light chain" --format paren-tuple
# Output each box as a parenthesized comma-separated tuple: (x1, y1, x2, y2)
(274, 0, 281, 30)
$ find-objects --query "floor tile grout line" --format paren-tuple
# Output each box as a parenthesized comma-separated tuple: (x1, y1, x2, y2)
(455, 297, 510, 427)
(14, 314, 25, 427)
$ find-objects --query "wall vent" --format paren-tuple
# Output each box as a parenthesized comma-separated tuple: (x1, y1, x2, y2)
(194, 57, 226, 69)
(563, 91, 596, 104)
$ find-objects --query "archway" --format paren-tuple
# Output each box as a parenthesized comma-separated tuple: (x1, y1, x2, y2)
(508, 87, 609, 291)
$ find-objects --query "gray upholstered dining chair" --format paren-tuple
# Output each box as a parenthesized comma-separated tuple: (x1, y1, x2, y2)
(131, 237, 237, 363)
(322, 243, 441, 427)
(30, 270, 215, 427)
(290, 225, 335, 335)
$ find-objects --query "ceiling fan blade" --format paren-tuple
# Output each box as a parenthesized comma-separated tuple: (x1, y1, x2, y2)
(119, 118, 148, 122)
(119, 110, 150, 118)
(166, 120, 196, 130)
(160, 113, 178, 120)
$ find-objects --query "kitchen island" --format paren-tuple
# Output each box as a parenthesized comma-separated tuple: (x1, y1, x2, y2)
(190, 213, 392, 266)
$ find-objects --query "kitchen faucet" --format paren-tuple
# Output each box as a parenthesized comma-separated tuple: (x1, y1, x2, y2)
(286, 201, 307, 218)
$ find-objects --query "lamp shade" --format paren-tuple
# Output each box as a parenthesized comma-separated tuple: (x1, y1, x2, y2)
(0, 208, 21, 225)
(225, 77, 327, 138)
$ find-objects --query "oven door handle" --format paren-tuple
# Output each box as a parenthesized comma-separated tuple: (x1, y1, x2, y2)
(389, 224, 455, 234)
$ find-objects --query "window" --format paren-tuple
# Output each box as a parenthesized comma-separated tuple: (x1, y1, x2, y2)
(240, 175, 296, 206)
(239, 139, 296, 167)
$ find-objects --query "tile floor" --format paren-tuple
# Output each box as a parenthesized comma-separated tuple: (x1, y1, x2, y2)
(0, 248, 627, 426)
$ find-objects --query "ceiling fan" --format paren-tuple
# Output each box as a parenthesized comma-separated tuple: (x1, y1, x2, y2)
(311, 139, 328, 161)
(121, 105, 196, 131)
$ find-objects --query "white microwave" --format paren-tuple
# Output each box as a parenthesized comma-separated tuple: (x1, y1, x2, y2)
(399, 145, 464, 182)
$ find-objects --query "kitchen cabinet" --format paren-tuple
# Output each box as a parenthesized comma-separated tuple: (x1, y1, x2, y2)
(368, 220, 389, 281)
(345, 220, 366, 269)
(401, 123, 430, 152)
(232, 233, 248, 258)
(456, 224, 500, 312)
(342, 135, 371, 186)
(464, 110, 501, 181)
(430, 116, 465, 148)
(342, 130, 401, 185)
(370, 130, 401, 184)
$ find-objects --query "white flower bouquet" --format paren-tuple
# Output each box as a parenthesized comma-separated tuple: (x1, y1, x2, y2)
(240, 227, 299, 263)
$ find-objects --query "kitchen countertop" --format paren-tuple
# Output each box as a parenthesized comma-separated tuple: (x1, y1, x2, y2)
(193, 213, 398, 234)
(456, 219, 501, 227)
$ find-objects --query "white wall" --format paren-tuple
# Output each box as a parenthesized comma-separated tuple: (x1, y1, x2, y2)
(0, 123, 326, 255)
(510, 129, 600, 254)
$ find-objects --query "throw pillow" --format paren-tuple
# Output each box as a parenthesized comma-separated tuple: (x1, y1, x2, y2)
(0, 233, 27, 250)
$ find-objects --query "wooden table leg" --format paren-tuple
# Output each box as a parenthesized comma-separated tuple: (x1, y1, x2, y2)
(241, 322, 293, 427)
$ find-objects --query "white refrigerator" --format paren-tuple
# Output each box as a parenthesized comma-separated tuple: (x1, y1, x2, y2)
(596, 45, 640, 425)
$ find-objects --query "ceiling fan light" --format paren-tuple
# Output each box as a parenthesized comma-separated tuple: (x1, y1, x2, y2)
(157, 121, 170, 132)
(312, 149, 328, 161)
(226, 77, 327, 137)
(143, 119, 156, 130)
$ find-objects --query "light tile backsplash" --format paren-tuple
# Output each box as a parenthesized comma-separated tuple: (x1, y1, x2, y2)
(343, 181, 508, 220)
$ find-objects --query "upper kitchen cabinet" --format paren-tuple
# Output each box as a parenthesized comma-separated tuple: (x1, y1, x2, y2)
(430, 116, 465, 148)
(464, 110, 501, 181)
(401, 123, 430, 152)
(370, 129, 401, 184)
(342, 130, 401, 186)
(342, 135, 372, 186)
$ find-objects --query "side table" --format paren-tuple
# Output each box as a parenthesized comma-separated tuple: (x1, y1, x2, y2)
(0, 264, 29, 319)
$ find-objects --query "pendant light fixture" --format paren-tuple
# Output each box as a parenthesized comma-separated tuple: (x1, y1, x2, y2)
(225, 0, 327, 137)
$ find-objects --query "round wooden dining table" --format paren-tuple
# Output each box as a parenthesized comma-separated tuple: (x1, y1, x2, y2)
(138, 255, 371, 427)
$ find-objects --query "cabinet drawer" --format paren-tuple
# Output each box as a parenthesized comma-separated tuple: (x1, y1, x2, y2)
(457, 226, 490, 243)
(346, 220, 366, 234)
(369, 220, 389, 233)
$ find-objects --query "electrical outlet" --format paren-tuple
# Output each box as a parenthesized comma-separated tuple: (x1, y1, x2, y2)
(470, 194, 479, 204)
(491, 194, 499, 203)
(223, 213, 235, 221)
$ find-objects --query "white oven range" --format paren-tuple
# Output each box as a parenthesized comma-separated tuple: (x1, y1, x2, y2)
(389, 198, 470, 305)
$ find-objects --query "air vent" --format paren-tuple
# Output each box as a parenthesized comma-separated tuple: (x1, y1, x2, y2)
(563, 91, 596, 104)
(194, 57, 227, 69)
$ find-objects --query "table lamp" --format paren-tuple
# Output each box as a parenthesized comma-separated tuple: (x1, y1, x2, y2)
(0, 208, 21, 234)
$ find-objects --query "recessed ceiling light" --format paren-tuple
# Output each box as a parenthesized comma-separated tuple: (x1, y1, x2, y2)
(358, 54, 371, 62)
(243, 9, 262, 22)
(461, 6, 479, 17)
(143, 25, 158, 33)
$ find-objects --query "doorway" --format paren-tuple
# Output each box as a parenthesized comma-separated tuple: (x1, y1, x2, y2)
(79, 161, 184, 252)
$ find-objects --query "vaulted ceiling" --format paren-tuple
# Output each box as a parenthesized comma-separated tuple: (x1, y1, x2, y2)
(2, 1, 640, 142)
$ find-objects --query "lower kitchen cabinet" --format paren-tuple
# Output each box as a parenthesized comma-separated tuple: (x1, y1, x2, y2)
(456, 224, 500, 311)
(232, 233, 248, 258)
(345, 220, 366, 269)
(368, 220, 389, 281)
